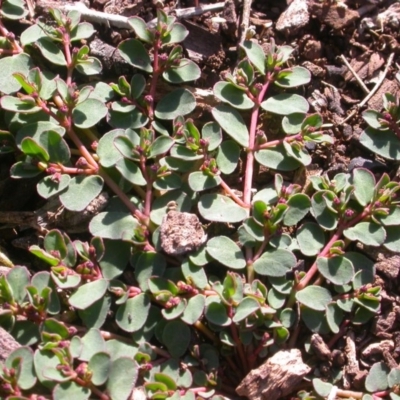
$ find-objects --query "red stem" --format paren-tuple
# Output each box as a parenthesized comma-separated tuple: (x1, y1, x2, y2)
(256, 133, 302, 150)
(219, 178, 249, 208)
(296, 206, 372, 291)
(140, 156, 153, 217)
(99, 167, 148, 223)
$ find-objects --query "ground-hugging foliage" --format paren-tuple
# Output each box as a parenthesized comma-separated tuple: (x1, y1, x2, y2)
(0, 1, 400, 399)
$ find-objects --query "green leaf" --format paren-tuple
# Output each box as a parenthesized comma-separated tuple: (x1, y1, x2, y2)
(128, 16, 153, 43)
(108, 108, 148, 129)
(198, 193, 248, 223)
(261, 94, 309, 115)
(59, 175, 104, 212)
(97, 129, 124, 167)
(243, 218, 264, 242)
(296, 222, 325, 256)
(21, 137, 49, 161)
(376, 205, 400, 226)
(253, 249, 296, 277)
(79, 329, 107, 361)
(213, 82, 254, 110)
(116, 158, 146, 186)
(155, 88, 196, 120)
(344, 222, 386, 246)
(149, 136, 174, 158)
(162, 298, 187, 320)
(153, 173, 182, 191)
(365, 362, 389, 392)
(34, 349, 63, 388)
(282, 113, 305, 134)
(384, 226, 400, 252)
(53, 382, 90, 400)
(36, 38, 67, 66)
(181, 294, 206, 325)
(188, 171, 221, 192)
(73, 99, 108, 128)
(7, 266, 30, 303)
(311, 191, 338, 230)
(216, 140, 240, 174)
(118, 39, 152, 72)
(326, 303, 344, 334)
(90, 212, 140, 240)
(388, 368, 400, 387)
(6, 347, 36, 390)
(1, 96, 41, 113)
(181, 259, 208, 289)
(1, 0, 28, 19)
(39, 130, 70, 164)
(255, 145, 302, 171)
(284, 141, 311, 166)
(189, 245, 211, 267)
(37, 174, 70, 199)
(70, 22, 96, 41)
(317, 256, 354, 285)
(135, 252, 166, 291)
(212, 104, 249, 147)
(88, 352, 111, 386)
(76, 56, 102, 76)
(362, 110, 383, 129)
(313, 378, 333, 398)
(296, 286, 332, 311)
(202, 122, 222, 151)
(232, 297, 260, 322)
(283, 193, 311, 226)
(116, 293, 150, 332)
(241, 40, 266, 75)
(206, 236, 246, 270)
(162, 22, 188, 45)
(205, 300, 231, 327)
(154, 373, 177, 391)
(360, 127, 400, 160)
(275, 66, 311, 88)
(163, 59, 201, 83)
(162, 320, 191, 358)
(352, 168, 375, 206)
(0, 53, 32, 94)
(106, 357, 138, 400)
(69, 279, 109, 310)
(79, 296, 112, 329)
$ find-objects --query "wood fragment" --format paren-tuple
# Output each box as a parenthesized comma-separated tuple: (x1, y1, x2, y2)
(239, 0, 252, 45)
(340, 54, 370, 94)
(0, 327, 21, 362)
(310, 334, 332, 360)
(236, 349, 311, 400)
(35, 0, 225, 29)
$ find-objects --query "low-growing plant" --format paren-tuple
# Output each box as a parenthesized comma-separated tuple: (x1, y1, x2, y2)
(0, 1, 399, 399)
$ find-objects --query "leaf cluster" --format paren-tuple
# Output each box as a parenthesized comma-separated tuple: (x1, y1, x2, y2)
(0, 3, 398, 400)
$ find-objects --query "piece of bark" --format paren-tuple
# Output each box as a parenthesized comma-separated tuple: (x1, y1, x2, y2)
(309, 1, 360, 30)
(89, 38, 134, 76)
(343, 330, 361, 389)
(0, 327, 21, 363)
(236, 349, 311, 400)
(182, 20, 222, 63)
(0, 192, 109, 234)
(311, 334, 332, 360)
(221, 0, 238, 41)
(276, 0, 310, 35)
(367, 79, 400, 111)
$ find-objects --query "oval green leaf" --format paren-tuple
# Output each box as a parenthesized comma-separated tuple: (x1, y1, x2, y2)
(206, 236, 246, 270)
(198, 193, 248, 223)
